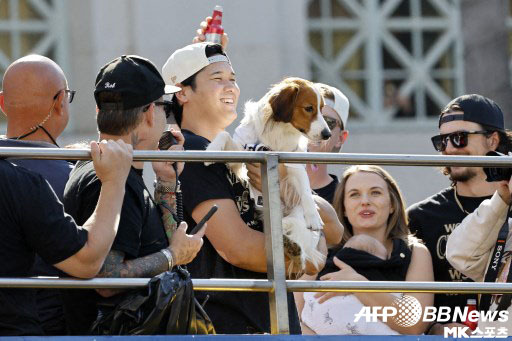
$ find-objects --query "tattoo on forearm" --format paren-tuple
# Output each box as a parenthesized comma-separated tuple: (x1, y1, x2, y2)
(155, 190, 178, 239)
(97, 249, 169, 279)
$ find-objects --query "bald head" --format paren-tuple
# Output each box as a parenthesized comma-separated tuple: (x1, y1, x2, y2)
(3, 55, 67, 111)
(1, 55, 69, 139)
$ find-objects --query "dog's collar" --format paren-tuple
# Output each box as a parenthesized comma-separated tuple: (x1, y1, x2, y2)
(244, 143, 271, 152)
(243, 143, 301, 153)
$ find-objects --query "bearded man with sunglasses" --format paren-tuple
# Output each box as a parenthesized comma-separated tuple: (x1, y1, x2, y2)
(407, 94, 511, 335)
(61, 55, 205, 334)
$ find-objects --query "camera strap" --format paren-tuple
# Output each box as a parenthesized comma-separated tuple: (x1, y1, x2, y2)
(480, 203, 512, 311)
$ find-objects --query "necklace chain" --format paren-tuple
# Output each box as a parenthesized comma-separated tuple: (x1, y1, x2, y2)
(453, 187, 470, 215)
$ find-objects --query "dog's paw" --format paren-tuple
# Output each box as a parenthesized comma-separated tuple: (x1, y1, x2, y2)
(204, 161, 214, 167)
(305, 211, 324, 231)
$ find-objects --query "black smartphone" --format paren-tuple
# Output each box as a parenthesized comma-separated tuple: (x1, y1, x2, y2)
(190, 205, 218, 234)
(158, 131, 178, 150)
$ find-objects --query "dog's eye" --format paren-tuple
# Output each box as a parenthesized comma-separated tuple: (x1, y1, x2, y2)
(304, 106, 314, 113)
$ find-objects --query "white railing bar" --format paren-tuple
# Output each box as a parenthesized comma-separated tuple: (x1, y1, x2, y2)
(1, 147, 512, 167)
(2, 278, 512, 294)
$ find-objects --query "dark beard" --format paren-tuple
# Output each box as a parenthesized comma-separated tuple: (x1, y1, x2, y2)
(445, 166, 478, 183)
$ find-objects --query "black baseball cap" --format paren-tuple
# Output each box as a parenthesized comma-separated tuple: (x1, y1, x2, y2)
(94, 55, 180, 110)
(439, 94, 505, 131)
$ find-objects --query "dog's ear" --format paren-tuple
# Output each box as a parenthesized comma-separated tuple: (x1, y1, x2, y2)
(269, 84, 299, 123)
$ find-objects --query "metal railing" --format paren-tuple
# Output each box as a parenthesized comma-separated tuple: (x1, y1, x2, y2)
(2, 147, 512, 335)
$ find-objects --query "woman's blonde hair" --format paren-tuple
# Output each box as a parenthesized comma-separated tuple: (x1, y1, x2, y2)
(333, 165, 418, 248)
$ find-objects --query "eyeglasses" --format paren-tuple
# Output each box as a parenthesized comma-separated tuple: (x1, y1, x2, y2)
(323, 115, 341, 131)
(53, 89, 76, 103)
(154, 101, 172, 119)
(431, 130, 489, 152)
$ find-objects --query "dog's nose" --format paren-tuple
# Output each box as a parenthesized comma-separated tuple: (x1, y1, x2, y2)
(321, 128, 331, 140)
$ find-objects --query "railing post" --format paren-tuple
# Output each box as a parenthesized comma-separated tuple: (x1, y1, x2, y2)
(260, 153, 290, 334)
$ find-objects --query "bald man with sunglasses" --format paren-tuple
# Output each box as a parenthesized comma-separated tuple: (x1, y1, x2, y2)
(407, 94, 512, 335)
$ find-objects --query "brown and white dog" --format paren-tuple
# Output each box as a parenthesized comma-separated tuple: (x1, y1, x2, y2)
(206, 77, 332, 273)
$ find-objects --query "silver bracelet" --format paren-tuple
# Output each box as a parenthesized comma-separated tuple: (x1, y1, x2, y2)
(160, 248, 174, 270)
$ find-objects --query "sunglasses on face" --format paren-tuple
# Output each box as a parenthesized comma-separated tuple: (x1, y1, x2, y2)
(431, 130, 489, 152)
(154, 101, 172, 118)
(323, 115, 341, 131)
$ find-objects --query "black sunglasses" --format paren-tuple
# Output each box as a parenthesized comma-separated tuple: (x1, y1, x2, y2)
(431, 130, 489, 152)
(323, 115, 340, 131)
(154, 101, 172, 118)
(53, 89, 76, 103)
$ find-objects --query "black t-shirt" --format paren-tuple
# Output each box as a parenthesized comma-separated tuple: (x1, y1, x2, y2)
(180, 129, 301, 334)
(313, 174, 338, 204)
(62, 161, 168, 335)
(0, 138, 74, 335)
(407, 187, 490, 320)
(0, 160, 87, 336)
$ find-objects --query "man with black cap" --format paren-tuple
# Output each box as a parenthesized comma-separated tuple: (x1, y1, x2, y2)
(408, 94, 512, 335)
(61, 55, 206, 334)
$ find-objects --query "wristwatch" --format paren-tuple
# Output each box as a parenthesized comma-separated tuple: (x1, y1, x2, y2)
(154, 180, 175, 193)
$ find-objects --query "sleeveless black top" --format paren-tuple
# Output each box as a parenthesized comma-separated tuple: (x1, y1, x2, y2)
(318, 238, 412, 281)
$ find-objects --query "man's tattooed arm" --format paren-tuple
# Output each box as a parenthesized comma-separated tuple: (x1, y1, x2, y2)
(155, 180, 178, 240)
(95, 249, 169, 297)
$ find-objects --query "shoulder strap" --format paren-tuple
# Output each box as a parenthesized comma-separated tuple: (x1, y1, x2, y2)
(480, 203, 512, 311)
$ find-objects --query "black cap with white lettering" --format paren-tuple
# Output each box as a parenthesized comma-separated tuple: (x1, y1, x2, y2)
(94, 55, 180, 110)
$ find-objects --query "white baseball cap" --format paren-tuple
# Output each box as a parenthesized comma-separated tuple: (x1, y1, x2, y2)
(316, 83, 350, 129)
(162, 42, 230, 93)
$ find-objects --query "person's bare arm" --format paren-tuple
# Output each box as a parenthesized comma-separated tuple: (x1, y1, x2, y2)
(314, 244, 434, 335)
(246, 163, 344, 247)
(193, 198, 327, 274)
(354, 244, 434, 335)
(314, 195, 343, 247)
(53, 140, 132, 278)
(193, 199, 267, 272)
(95, 221, 205, 297)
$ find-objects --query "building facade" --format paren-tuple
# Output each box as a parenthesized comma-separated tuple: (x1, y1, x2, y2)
(0, 0, 510, 203)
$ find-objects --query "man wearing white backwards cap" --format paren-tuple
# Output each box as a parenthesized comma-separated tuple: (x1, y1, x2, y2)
(307, 83, 350, 203)
(161, 42, 345, 334)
